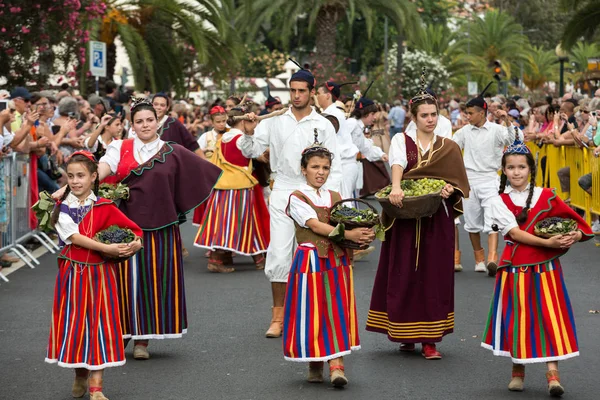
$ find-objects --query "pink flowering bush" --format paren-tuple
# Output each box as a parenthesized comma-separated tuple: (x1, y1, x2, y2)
(0, 0, 106, 87)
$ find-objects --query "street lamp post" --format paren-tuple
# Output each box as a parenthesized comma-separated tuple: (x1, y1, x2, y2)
(555, 44, 569, 97)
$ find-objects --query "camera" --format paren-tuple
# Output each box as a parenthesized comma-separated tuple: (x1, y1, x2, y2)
(67, 112, 76, 119)
(592, 111, 597, 117)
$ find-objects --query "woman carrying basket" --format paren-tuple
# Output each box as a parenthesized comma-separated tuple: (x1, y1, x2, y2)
(282, 136, 374, 387)
(365, 71, 469, 359)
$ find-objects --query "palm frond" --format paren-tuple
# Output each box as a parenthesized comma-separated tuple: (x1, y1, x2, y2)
(561, 4, 600, 49)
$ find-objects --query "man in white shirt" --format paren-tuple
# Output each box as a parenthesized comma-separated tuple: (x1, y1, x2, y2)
(453, 93, 518, 276)
(239, 69, 342, 338)
(317, 81, 386, 199)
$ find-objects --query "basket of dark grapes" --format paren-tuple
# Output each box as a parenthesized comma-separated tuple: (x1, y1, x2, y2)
(376, 178, 446, 219)
(534, 217, 578, 238)
(330, 199, 382, 250)
(94, 225, 137, 262)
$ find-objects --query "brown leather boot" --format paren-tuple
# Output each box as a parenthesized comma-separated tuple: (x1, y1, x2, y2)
(307, 361, 324, 383)
(487, 251, 498, 277)
(72, 371, 88, 398)
(508, 364, 525, 391)
(328, 357, 348, 387)
(265, 306, 284, 338)
(88, 378, 109, 400)
(546, 370, 565, 397)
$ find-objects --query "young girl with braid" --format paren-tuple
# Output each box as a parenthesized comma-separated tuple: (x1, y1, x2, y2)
(482, 141, 593, 397)
(46, 152, 143, 400)
(282, 140, 374, 387)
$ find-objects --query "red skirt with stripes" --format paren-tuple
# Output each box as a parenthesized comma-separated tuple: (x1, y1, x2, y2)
(117, 225, 187, 339)
(481, 258, 579, 364)
(46, 259, 125, 369)
(194, 187, 269, 256)
(283, 245, 360, 362)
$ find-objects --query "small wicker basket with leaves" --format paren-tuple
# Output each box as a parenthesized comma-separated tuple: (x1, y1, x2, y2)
(376, 178, 446, 219)
(94, 225, 137, 262)
(329, 199, 384, 249)
(534, 217, 578, 238)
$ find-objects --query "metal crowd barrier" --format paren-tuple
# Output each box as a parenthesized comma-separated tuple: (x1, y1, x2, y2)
(528, 143, 600, 225)
(0, 153, 59, 283)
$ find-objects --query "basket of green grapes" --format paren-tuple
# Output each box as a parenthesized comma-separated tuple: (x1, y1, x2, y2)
(376, 178, 446, 219)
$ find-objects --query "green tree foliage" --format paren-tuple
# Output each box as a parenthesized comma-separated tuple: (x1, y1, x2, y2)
(235, 0, 421, 69)
(559, 0, 600, 49)
(523, 46, 558, 90)
(492, 0, 572, 50)
(451, 10, 529, 89)
(88, 0, 236, 96)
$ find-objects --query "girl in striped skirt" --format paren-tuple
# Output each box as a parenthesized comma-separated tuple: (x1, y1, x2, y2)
(482, 141, 593, 397)
(282, 141, 374, 387)
(194, 105, 270, 272)
(46, 152, 143, 400)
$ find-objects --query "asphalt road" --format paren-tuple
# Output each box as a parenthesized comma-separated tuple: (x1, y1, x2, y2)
(1, 223, 599, 400)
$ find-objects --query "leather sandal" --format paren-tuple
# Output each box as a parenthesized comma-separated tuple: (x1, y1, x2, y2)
(72, 376, 88, 398)
(399, 343, 416, 352)
(253, 255, 266, 270)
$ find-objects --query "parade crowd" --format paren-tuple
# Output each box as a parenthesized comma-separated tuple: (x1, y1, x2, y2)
(1, 65, 598, 399)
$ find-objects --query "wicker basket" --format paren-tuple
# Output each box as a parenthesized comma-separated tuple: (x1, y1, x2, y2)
(377, 191, 443, 219)
(330, 199, 379, 250)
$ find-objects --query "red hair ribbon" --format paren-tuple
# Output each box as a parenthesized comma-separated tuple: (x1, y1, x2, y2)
(71, 150, 97, 163)
(210, 106, 226, 115)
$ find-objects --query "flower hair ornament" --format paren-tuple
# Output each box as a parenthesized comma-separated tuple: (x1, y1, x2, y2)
(301, 128, 334, 159)
(409, 67, 437, 106)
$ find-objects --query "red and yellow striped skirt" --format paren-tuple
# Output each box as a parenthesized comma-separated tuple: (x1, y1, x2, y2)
(283, 245, 360, 362)
(46, 259, 125, 369)
(481, 258, 579, 364)
(194, 188, 269, 256)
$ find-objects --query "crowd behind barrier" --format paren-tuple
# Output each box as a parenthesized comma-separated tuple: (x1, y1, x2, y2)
(528, 142, 600, 225)
(0, 152, 59, 283)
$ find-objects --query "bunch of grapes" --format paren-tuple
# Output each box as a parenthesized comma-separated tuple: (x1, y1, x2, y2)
(401, 178, 446, 197)
(536, 217, 564, 229)
(95, 225, 135, 244)
(332, 207, 362, 219)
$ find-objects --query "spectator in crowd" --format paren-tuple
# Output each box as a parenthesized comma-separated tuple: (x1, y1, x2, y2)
(388, 100, 406, 138)
(54, 97, 86, 161)
(29, 94, 60, 193)
(88, 94, 109, 119)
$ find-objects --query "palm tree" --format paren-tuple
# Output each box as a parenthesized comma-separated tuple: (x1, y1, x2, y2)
(565, 42, 599, 92)
(559, 0, 600, 49)
(523, 46, 558, 90)
(81, 0, 236, 96)
(451, 10, 530, 89)
(235, 0, 421, 70)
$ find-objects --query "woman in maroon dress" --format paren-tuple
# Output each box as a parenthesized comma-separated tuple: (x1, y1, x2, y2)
(365, 80, 469, 359)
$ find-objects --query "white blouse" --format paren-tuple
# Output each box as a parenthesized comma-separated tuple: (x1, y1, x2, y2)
(491, 185, 543, 236)
(288, 184, 334, 228)
(100, 135, 165, 174)
(84, 135, 109, 153)
(388, 132, 439, 169)
(55, 191, 98, 245)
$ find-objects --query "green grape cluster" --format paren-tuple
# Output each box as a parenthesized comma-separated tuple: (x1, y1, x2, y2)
(400, 178, 446, 197)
